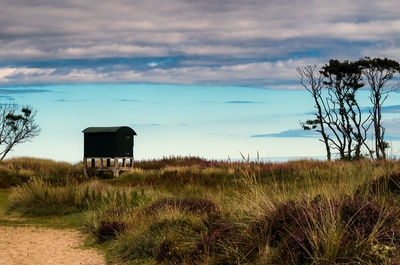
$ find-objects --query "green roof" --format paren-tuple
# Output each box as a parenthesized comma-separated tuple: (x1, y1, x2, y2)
(82, 126, 137, 135)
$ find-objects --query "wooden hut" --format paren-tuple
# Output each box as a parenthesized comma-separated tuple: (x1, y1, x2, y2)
(82, 126, 137, 177)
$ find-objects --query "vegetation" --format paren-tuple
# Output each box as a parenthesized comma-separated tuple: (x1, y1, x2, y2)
(0, 157, 82, 188)
(0, 104, 40, 160)
(359, 57, 400, 160)
(298, 57, 400, 161)
(2, 156, 400, 264)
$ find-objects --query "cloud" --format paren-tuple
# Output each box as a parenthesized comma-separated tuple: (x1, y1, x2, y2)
(55, 98, 89, 102)
(382, 105, 400, 113)
(252, 129, 319, 138)
(0, 58, 321, 87)
(0, 95, 15, 101)
(384, 118, 400, 135)
(147, 62, 159, 67)
(0, 67, 55, 80)
(119, 99, 140, 102)
(357, 105, 400, 114)
(253, 116, 400, 139)
(224, 100, 262, 104)
(133, 123, 161, 127)
(0, 88, 51, 94)
(1, 0, 400, 86)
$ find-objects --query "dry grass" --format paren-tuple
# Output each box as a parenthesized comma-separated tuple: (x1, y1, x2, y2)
(0, 157, 82, 188)
(4, 157, 400, 264)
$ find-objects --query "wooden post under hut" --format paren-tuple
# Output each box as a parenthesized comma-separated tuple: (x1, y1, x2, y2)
(82, 126, 137, 178)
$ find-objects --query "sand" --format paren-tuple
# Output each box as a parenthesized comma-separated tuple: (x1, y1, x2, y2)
(0, 226, 106, 265)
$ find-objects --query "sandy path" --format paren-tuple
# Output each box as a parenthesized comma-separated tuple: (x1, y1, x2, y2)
(0, 226, 106, 265)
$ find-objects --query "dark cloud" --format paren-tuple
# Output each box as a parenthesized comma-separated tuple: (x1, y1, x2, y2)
(382, 105, 400, 113)
(308, 105, 400, 116)
(1, 0, 400, 86)
(254, 117, 400, 139)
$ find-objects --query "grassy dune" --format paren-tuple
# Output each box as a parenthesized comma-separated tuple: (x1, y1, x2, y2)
(0, 157, 82, 188)
(2, 157, 400, 264)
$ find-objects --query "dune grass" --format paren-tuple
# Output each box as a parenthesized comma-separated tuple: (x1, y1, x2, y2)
(0, 188, 9, 216)
(0, 157, 82, 188)
(7, 178, 150, 216)
(3, 157, 400, 264)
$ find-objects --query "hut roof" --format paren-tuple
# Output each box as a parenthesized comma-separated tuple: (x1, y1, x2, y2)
(82, 126, 137, 135)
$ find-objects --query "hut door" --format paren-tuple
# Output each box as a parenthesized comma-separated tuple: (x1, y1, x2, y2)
(123, 135, 132, 156)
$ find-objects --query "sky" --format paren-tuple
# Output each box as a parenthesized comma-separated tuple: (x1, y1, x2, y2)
(1, 0, 400, 162)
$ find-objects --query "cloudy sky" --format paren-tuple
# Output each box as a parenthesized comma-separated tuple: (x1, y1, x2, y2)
(1, 0, 400, 161)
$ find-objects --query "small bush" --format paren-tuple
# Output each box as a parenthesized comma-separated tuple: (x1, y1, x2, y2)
(0, 166, 33, 188)
(341, 197, 383, 242)
(145, 198, 219, 215)
(193, 220, 234, 263)
(247, 199, 315, 264)
(341, 197, 400, 246)
(111, 216, 204, 264)
(154, 238, 184, 264)
(98, 221, 127, 242)
(369, 172, 400, 195)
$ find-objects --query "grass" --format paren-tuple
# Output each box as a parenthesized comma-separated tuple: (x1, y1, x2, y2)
(3, 157, 400, 264)
(0, 157, 82, 188)
(0, 188, 9, 216)
(0, 187, 86, 229)
(7, 178, 149, 216)
(0, 213, 87, 229)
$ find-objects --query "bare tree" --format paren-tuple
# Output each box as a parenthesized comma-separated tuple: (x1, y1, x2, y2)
(297, 65, 331, 160)
(358, 57, 400, 160)
(0, 104, 40, 160)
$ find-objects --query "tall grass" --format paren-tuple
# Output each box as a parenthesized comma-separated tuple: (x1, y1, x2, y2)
(0, 157, 82, 188)
(4, 157, 400, 264)
(8, 178, 148, 215)
(223, 159, 400, 264)
(113, 166, 236, 187)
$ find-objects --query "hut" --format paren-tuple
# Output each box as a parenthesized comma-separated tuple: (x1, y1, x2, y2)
(82, 126, 137, 177)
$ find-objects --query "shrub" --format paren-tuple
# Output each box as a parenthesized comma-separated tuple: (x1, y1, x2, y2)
(247, 199, 315, 264)
(110, 216, 204, 264)
(341, 197, 400, 245)
(0, 166, 33, 188)
(98, 221, 127, 243)
(369, 172, 400, 195)
(145, 198, 219, 216)
(193, 220, 234, 263)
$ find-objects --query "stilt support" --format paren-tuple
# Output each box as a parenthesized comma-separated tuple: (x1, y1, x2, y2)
(83, 156, 133, 178)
